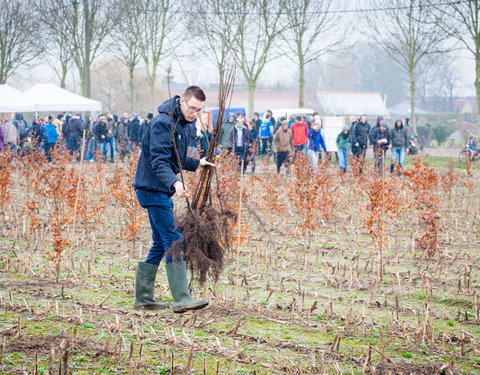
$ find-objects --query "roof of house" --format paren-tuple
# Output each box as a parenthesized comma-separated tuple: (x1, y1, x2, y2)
(388, 100, 428, 116)
(315, 91, 389, 117)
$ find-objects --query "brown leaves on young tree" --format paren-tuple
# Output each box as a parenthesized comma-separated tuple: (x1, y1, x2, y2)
(403, 158, 441, 257)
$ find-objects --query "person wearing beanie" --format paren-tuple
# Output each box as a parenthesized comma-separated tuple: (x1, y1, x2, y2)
(273, 120, 293, 175)
(370, 121, 391, 174)
(351, 115, 371, 172)
(390, 119, 409, 174)
(139, 113, 154, 145)
(306, 117, 327, 170)
(336, 125, 352, 173)
(229, 116, 251, 174)
(220, 113, 236, 152)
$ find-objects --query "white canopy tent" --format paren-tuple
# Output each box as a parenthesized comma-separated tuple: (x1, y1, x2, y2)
(0, 83, 102, 113)
(0, 84, 22, 104)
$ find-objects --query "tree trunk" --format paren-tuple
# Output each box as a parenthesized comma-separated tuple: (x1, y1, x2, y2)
(298, 58, 305, 108)
(409, 67, 416, 136)
(129, 68, 136, 112)
(247, 80, 256, 119)
(148, 72, 156, 112)
(218, 66, 225, 107)
(83, 0, 91, 98)
(475, 53, 480, 135)
(60, 64, 67, 89)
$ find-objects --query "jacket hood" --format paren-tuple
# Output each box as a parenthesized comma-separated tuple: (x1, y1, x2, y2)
(342, 125, 350, 131)
(158, 96, 189, 124)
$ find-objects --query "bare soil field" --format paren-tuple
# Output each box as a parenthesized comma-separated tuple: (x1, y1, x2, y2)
(0, 150, 479, 374)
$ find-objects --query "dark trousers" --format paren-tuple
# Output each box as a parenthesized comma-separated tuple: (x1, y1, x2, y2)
(107, 136, 115, 161)
(276, 151, 290, 173)
(44, 142, 56, 162)
(234, 146, 248, 173)
(352, 144, 367, 159)
(260, 138, 271, 154)
(136, 189, 181, 265)
(352, 144, 367, 173)
(374, 147, 386, 173)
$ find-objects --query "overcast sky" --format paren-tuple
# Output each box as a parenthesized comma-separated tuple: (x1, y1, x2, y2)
(8, 0, 476, 98)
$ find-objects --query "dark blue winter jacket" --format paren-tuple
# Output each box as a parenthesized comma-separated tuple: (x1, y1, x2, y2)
(132, 96, 200, 196)
(307, 128, 327, 152)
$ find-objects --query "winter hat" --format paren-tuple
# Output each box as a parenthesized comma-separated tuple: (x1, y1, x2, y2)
(147, 113, 154, 120)
(377, 115, 384, 122)
(313, 115, 322, 125)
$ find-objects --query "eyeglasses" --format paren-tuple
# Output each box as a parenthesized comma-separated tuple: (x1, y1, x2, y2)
(185, 99, 204, 114)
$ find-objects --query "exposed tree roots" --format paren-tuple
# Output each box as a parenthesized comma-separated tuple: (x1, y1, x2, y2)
(168, 206, 237, 284)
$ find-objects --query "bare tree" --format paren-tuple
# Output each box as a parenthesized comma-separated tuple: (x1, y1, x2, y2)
(367, 0, 449, 135)
(134, 0, 181, 110)
(110, 0, 142, 112)
(436, 1, 480, 133)
(34, 0, 117, 97)
(193, 0, 236, 103)
(231, 0, 283, 117)
(282, 0, 347, 107)
(0, 0, 38, 84)
(41, 33, 75, 89)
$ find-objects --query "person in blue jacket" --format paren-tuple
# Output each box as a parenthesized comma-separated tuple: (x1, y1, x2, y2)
(306, 118, 327, 169)
(259, 114, 273, 154)
(44, 116, 59, 162)
(132, 86, 215, 313)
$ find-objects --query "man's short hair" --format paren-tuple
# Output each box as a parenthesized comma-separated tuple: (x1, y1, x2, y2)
(296, 115, 302, 121)
(182, 85, 206, 102)
(57, 114, 64, 120)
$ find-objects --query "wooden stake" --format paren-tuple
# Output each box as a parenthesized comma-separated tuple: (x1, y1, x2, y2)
(49, 344, 55, 374)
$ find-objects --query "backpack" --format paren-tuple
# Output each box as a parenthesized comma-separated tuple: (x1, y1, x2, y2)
(13, 120, 27, 140)
(32, 123, 47, 142)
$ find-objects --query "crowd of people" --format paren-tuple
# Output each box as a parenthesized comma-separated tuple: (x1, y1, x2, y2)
(0, 112, 153, 163)
(0, 109, 410, 175)
(215, 111, 410, 175)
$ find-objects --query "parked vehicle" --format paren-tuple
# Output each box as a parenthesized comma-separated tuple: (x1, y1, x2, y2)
(204, 107, 246, 129)
(407, 136, 418, 155)
(459, 137, 480, 163)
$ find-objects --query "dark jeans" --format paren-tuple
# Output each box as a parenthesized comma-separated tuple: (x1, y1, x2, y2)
(106, 136, 115, 161)
(86, 138, 96, 161)
(234, 146, 248, 173)
(374, 147, 387, 173)
(135, 189, 181, 265)
(44, 142, 56, 162)
(260, 137, 271, 154)
(352, 144, 367, 159)
(276, 151, 290, 173)
(67, 136, 81, 157)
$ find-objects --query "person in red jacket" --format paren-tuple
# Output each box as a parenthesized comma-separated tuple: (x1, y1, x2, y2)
(291, 115, 308, 156)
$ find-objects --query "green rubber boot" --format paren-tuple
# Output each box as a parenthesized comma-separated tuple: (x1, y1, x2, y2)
(166, 260, 209, 313)
(134, 262, 170, 310)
